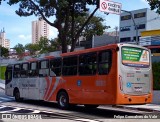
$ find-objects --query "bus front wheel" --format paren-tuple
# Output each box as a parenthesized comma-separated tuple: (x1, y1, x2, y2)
(57, 91, 69, 109)
(14, 89, 22, 102)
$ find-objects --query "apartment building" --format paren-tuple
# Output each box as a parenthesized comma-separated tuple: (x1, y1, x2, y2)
(32, 18, 50, 44)
(0, 28, 10, 49)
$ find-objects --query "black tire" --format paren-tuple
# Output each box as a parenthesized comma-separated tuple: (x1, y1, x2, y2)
(57, 91, 69, 109)
(84, 105, 99, 109)
(14, 89, 22, 102)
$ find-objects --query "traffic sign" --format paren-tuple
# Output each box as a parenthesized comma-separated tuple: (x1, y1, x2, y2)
(99, 0, 122, 15)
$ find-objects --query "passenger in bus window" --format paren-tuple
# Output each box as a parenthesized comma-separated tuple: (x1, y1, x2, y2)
(99, 63, 109, 75)
(93, 64, 97, 74)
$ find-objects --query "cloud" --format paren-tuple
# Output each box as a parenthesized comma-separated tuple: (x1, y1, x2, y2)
(18, 34, 31, 41)
(49, 27, 58, 39)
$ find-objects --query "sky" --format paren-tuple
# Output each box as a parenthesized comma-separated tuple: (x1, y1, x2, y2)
(0, 0, 150, 48)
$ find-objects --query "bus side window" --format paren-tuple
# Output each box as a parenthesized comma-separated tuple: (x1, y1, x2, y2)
(50, 58, 62, 76)
(98, 50, 112, 75)
(20, 63, 29, 78)
(62, 56, 77, 76)
(13, 64, 21, 78)
(29, 62, 38, 77)
(39, 60, 49, 77)
(79, 52, 97, 75)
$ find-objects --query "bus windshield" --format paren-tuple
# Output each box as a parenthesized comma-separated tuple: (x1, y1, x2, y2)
(121, 46, 150, 68)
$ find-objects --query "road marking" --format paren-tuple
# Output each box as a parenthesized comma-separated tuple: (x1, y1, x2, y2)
(75, 119, 100, 122)
(0, 97, 13, 101)
(0, 105, 6, 109)
(10, 108, 22, 112)
(32, 110, 41, 113)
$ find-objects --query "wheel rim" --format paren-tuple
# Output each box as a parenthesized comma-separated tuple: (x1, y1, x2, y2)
(59, 95, 67, 107)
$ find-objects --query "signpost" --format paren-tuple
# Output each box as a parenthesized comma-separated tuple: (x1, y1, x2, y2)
(99, 0, 122, 15)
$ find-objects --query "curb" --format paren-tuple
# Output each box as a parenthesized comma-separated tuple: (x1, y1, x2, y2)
(113, 105, 160, 113)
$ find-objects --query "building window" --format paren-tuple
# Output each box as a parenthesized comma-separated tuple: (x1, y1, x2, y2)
(120, 37, 131, 42)
(134, 12, 146, 18)
(120, 26, 131, 32)
(133, 36, 140, 42)
(136, 24, 145, 29)
(121, 15, 131, 21)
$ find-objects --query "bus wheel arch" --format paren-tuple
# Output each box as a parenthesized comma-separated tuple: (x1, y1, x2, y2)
(13, 88, 23, 102)
(57, 89, 69, 109)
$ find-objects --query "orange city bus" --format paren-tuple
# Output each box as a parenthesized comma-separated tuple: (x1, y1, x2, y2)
(5, 43, 152, 109)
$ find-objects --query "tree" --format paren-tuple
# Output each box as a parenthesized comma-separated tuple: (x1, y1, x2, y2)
(49, 38, 62, 51)
(75, 15, 107, 40)
(13, 43, 25, 58)
(25, 43, 40, 55)
(2, 0, 100, 53)
(38, 37, 51, 54)
(55, 14, 107, 47)
(146, 0, 160, 13)
(0, 45, 9, 57)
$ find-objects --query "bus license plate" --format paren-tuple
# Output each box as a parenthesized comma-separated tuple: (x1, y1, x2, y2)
(134, 87, 142, 92)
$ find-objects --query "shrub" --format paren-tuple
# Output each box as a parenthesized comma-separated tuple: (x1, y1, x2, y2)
(152, 62, 160, 90)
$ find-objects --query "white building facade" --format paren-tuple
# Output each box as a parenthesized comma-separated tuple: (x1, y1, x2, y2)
(0, 29, 10, 49)
(119, 8, 160, 43)
(32, 18, 50, 44)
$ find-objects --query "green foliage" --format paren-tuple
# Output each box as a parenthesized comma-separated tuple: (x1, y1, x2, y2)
(49, 38, 62, 51)
(13, 43, 25, 57)
(65, 14, 107, 45)
(38, 37, 50, 54)
(0, 45, 9, 57)
(24, 37, 62, 56)
(83, 16, 107, 37)
(152, 62, 160, 90)
(146, 0, 160, 14)
(0, 66, 6, 80)
(25, 43, 40, 55)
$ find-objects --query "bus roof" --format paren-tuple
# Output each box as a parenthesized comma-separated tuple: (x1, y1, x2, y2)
(61, 44, 118, 57)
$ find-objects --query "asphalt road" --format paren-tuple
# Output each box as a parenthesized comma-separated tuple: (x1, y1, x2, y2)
(0, 89, 160, 122)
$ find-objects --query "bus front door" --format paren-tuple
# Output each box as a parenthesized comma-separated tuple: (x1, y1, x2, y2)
(5, 69, 13, 96)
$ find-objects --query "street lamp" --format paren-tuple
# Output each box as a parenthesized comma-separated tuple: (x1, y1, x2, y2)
(121, 10, 138, 45)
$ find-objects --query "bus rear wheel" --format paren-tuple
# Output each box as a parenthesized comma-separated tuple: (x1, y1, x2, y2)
(84, 105, 99, 109)
(57, 91, 69, 109)
(14, 89, 22, 102)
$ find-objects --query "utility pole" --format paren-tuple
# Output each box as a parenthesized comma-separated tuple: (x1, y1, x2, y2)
(114, 26, 118, 43)
(121, 10, 138, 45)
